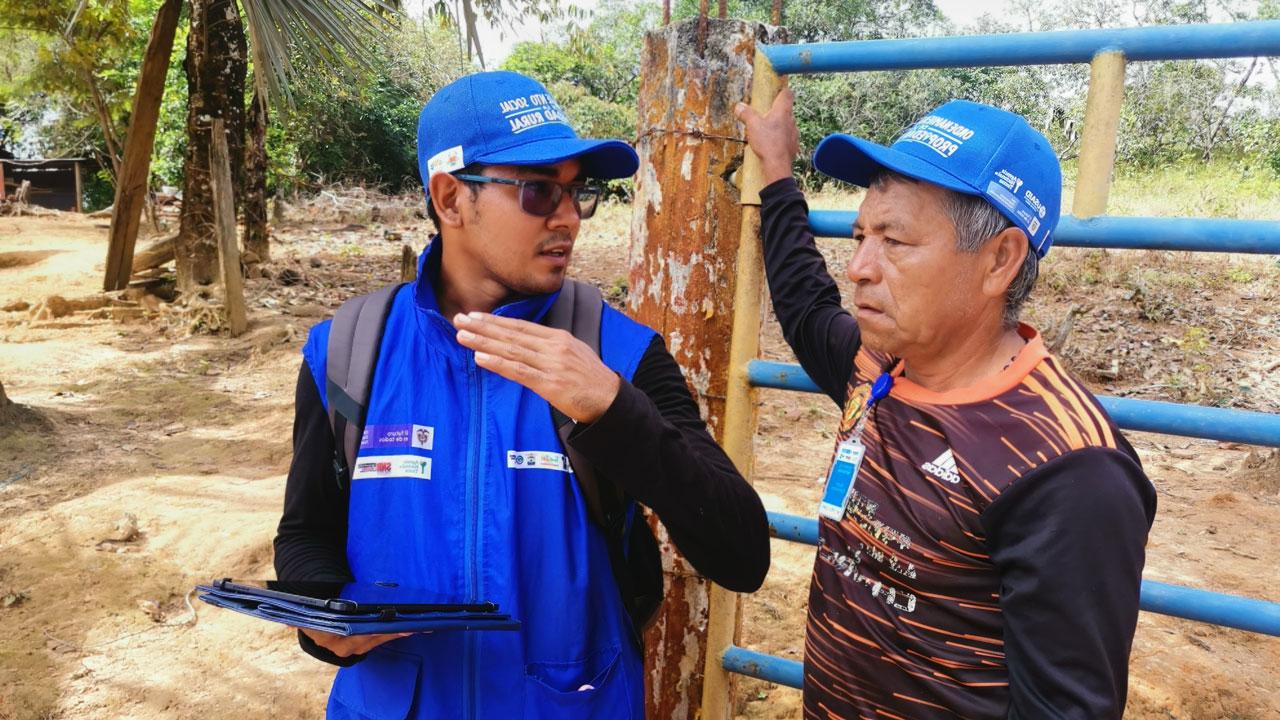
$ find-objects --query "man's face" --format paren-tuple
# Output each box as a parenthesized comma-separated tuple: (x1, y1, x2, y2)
(846, 178, 990, 360)
(459, 158, 584, 297)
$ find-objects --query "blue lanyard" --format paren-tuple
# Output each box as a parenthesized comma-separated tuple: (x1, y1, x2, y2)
(868, 372, 894, 407)
(850, 372, 894, 441)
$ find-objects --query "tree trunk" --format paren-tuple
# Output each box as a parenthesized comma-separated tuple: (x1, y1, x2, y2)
(82, 70, 124, 181)
(177, 0, 247, 291)
(104, 0, 183, 291)
(242, 80, 270, 263)
(629, 19, 780, 719)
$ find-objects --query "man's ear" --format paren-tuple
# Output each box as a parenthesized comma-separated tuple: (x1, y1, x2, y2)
(428, 173, 466, 228)
(981, 226, 1029, 300)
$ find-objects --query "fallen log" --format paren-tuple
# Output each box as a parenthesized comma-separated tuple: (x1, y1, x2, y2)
(131, 233, 177, 273)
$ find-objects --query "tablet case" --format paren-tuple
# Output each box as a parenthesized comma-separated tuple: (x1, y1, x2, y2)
(195, 583, 520, 636)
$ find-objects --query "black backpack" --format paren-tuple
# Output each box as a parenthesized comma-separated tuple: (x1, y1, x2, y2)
(323, 278, 663, 645)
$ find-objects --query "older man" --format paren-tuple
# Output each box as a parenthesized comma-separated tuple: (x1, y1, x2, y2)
(736, 90, 1156, 719)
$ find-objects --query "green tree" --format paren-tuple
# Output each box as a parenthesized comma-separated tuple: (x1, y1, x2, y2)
(672, 0, 944, 40)
(502, 0, 659, 104)
(497, 0, 659, 155)
(270, 20, 468, 193)
(0, 0, 157, 178)
(424, 0, 586, 69)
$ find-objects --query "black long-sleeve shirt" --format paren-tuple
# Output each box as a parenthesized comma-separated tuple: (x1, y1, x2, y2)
(760, 177, 1156, 720)
(275, 328, 771, 664)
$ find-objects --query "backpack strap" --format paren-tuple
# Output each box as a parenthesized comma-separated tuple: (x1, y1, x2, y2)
(325, 283, 404, 488)
(545, 279, 626, 531)
(547, 279, 662, 641)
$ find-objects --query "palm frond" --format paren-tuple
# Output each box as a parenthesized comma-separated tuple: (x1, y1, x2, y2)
(424, 0, 573, 67)
(239, 0, 401, 106)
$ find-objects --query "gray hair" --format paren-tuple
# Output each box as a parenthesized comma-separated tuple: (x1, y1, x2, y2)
(869, 170, 1038, 329)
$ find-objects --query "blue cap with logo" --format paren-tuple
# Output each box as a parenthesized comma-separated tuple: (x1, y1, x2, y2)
(417, 71, 639, 201)
(812, 100, 1061, 257)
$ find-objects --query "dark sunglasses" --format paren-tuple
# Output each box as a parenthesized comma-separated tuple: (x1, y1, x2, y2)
(454, 174, 602, 219)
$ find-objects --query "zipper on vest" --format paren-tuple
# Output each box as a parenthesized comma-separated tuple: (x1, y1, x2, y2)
(463, 358, 481, 720)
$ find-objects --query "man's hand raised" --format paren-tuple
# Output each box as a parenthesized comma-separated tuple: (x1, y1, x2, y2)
(454, 312, 621, 424)
(735, 87, 800, 186)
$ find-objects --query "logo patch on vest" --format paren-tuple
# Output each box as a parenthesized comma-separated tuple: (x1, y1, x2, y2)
(352, 454, 432, 481)
(506, 450, 570, 472)
(361, 424, 434, 451)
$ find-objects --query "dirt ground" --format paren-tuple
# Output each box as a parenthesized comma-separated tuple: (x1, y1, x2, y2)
(1, 193, 1277, 719)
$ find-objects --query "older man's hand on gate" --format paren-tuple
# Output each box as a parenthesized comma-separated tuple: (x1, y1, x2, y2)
(735, 87, 800, 186)
(453, 312, 621, 424)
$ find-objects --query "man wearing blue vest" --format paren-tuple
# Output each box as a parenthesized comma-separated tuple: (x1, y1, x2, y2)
(273, 71, 771, 719)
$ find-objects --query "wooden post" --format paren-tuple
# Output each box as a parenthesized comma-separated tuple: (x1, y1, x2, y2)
(0, 160, 7, 200)
(103, 0, 182, 290)
(629, 18, 782, 719)
(210, 120, 247, 336)
(400, 245, 418, 282)
(698, 48, 781, 720)
(73, 162, 83, 213)
(1073, 50, 1126, 218)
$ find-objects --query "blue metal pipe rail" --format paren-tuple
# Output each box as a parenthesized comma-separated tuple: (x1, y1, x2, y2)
(723, 645, 805, 689)
(766, 511, 1280, 640)
(747, 360, 1280, 448)
(759, 20, 1280, 74)
(808, 211, 1280, 254)
(717, 18, 1280, 701)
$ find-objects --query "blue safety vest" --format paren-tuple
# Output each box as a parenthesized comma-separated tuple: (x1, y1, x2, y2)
(301, 241, 656, 719)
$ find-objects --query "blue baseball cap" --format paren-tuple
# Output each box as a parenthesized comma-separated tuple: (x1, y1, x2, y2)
(812, 100, 1062, 257)
(418, 71, 639, 201)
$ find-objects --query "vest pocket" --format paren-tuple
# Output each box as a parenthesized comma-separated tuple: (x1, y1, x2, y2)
(523, 644, 632, 719)
(328, 646, 422, 719)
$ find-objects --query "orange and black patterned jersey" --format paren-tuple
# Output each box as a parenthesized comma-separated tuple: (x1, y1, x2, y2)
(760, 178, 1157, 720)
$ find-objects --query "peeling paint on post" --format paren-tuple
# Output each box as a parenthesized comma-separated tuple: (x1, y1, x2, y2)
(628, 17, 783, 719)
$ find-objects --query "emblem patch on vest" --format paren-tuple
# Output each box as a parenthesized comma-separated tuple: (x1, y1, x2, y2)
(506, 450, 570, 472)
(361, 424, 434, 451)
(352, 454, 433, 480)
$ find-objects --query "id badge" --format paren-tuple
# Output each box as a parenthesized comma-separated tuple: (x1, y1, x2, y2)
(818, 440, 865, 521)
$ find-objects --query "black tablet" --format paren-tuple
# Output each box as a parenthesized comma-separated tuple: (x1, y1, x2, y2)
(212, 579, 499, 615)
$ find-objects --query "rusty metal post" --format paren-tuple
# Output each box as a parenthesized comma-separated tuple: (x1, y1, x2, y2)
(628, 18, 782, 719)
